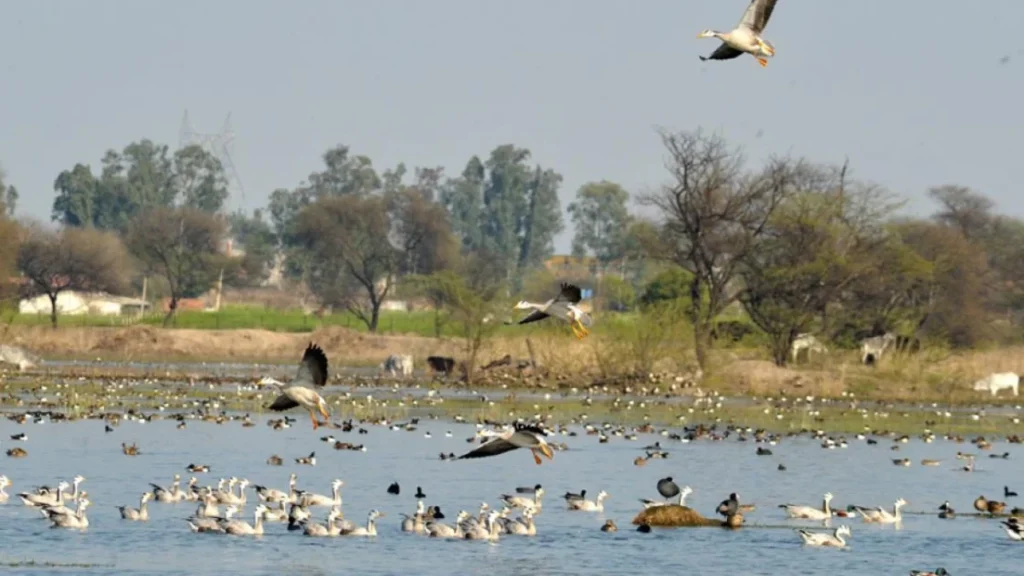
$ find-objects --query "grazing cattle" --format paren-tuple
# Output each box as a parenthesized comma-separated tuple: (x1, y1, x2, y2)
(381, 354, 413, 378)
(860, 333, 897, 366)
(426, 356, 456, 377)
(790, 334, 828, 364)
(0, 345, 40, 371)
(972, 372, 1020, 397)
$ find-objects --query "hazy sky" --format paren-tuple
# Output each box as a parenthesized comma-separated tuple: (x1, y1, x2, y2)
(1, 1, 1021, 253)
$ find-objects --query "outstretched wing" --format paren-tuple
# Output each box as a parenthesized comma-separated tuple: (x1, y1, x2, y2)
(514, 422, 549, 437)
(738, 0, 777, 35)
(517, 310, 550, 325)
(268, 394, 300, 412)
(457, 438, 518, 460)
(555, 283, 583, 304)
(295, 342, 329, 388)
(700, 42, 744, 61)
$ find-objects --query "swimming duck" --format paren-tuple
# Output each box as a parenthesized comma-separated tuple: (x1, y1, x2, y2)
(910, 569, 950, 576)
(339, 509, 384, 537)
(117, 492, 151, 521)
(186, 464, 210, 473)
(568, 490, 608, 512)
(601, 519, 618, 532)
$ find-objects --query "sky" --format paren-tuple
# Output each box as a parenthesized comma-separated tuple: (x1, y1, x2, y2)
(1, 0, 1022, 254)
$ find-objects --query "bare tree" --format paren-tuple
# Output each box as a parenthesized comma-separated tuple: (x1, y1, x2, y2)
(126, 207, 226, 326)
(17, 225, 132, 328)
(641, 128, 795, 370)
(928, 185, 993, 241)
(295, 195, 398, 332)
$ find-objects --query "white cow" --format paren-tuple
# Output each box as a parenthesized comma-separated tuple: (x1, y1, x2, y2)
(860, 333, 896, 366)
(381, 354, 413, 378)
(0, 345, 40, 372)
(791, 334, 828, 364)
(972, 372, 1020, 397)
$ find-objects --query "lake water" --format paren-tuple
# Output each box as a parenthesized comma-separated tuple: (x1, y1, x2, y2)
(0, 413, 1020, 576)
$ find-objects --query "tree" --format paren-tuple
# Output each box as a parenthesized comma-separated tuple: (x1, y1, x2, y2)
(0, 197, 18, 307)
(127, 207, 227, 326)
(306, 144, 382, 198)
(227, 209, 277, 286)
(737, 163, 896, 365)
(52, 164, 100, 227)
(389, 187, 458, 276)
(17, 226, 132, 328)
(642, 128, 796, 370)
(172, 145, 229, 213)
(928, 185, 992, 241)
(294, 195, 398, 332)
(0, 164, 17, 216)
(440, 156, 485, 252)
(568, 181, 632, 267)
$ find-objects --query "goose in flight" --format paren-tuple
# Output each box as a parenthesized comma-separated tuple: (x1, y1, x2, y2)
(457, 423, 555, 465)
(513, 283, 593, 339)
(698, 0, 778, 68)
(262, 343, 331, 430)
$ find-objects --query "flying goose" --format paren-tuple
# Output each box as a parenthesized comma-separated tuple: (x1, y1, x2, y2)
(457, 423, 555, 465)
(797, 524, 851, 548)
(697, 0, 778, 68)
(263, 342, 331, 430)
(513, 283, 593, 339)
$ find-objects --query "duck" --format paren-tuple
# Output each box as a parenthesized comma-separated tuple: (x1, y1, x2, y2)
(1001, 518, 1022, 541)
(415, 486, 426, 499)
(0, 475, 11, 503)
(122, 442, 140, 456)
(503, 485, 543, 510)
(427, 510, 469, 538)
(854, 498, 906, 524)
(266, 454, 283, 466)
(305, 479, 343, 507)
(938, 501, 955, 519)
(117, 492, 151, 521)
(220, 504, 268, 536)
(295, 452, 316, 466)
(6, 447, 27, 458)
(47, 498, 91, 530)
(601, 519, 618, 532)
(717, 493, 740, 517)
(186, 464, 210, 473)
(779, 492, 833, 521)
(975, 495, 1006, 515)
(1006, 486, 1018, 498)
(797, 524, 851, 548)
(910, 570, 950, 576)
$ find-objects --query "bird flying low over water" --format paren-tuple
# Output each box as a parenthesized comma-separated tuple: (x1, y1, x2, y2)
(513, 283, 593, 339)
(262, 343, 330, 430)
(698, 0, 778, 68)
(457, 423, 555, 465)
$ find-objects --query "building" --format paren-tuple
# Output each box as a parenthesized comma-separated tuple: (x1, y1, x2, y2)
(18, 291, 150, 316)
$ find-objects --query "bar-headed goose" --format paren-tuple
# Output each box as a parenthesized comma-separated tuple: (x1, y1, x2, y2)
(220, 504, 268, 536)
(305, 479, 343, 507)
(49, 498, 91, 530)
(0, 475, 11, 503)
(255, 473, 298, 504)
(569, 490, 608, 512)
(503, 485, 544, 510)
(19, 481, 69, 508)
(118, 492, 152, 521)
(780, 492, 834, 521)
(188, 505, 238, 533)
(797, 524, 851, 548)
(339, 509, 383, 537)
(427, 510, 469, 538)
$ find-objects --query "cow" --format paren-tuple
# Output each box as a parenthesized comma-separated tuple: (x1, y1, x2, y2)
(972, 372, 1020, 397)
(381, 354, 413, 378)
(790, 334, 828, 364)
(426, 356, 456, 378)
(860, 333, 897, 366)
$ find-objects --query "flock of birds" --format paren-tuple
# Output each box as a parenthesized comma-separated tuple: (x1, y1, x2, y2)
(0, 278, 1019, 576)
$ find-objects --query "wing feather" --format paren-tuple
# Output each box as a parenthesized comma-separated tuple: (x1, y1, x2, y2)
(700, 43, 744, 61)
(514, 422, 548, 436)
(739, 0, 777, 34)
(268, 394, 301, 412)
(517, 310, 550, 325)
(295, 342, 329, 388)
(556, 283, 583, 304)
(456, 438, 519, 460)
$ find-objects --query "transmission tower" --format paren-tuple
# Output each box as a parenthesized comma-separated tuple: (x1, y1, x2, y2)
(178, 110, 246, 210)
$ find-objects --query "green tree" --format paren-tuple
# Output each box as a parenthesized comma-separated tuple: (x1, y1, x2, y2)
(568, 181, 632, 267)
(307, 145, 382, 198)
(52, 164, 101, 227)
(440, 156, 485, 252)
(738, 165, 895, 366)
(0, 165, 17, 216)
(173, 145, 229, 213)
(227, 209, 277, 286)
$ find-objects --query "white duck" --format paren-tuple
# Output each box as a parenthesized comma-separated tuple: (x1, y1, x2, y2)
(19, 481, 69, 508)
(254, 473, 298, 504)
(427, 510, 469, 538)
(0, 475, 11, 503)
(188, 505, 238, 533)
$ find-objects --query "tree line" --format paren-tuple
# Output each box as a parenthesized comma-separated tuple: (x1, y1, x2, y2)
(1, 128, 1021, 371)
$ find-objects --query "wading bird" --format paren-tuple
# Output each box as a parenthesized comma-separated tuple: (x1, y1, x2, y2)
(698, 0, 778, 68)
(457, 423, 555, 465)
(263, 343, 331, 430)
(513, 283, 593, 339)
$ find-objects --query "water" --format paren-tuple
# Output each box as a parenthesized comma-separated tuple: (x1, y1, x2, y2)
(0, 415, 1020, 575)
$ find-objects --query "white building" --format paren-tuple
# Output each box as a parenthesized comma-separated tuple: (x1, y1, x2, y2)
(19, 291, 149, 316)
